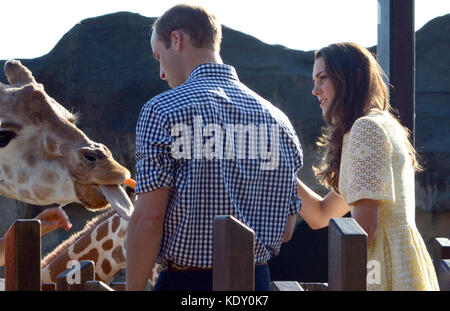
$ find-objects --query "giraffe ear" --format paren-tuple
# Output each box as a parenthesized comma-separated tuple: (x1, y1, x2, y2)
(4, 60, 37, 85)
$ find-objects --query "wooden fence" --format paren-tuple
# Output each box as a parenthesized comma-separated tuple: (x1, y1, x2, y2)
(2, 217, 450, 291)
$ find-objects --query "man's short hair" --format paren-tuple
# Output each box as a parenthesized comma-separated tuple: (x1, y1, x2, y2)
(152, 4, 222, 51)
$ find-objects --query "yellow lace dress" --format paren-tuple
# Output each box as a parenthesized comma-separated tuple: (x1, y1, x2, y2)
(338, 110, 439, 291)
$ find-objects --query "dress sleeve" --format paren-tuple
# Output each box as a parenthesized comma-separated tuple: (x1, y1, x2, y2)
(344, 117, 395, 205)
(135, 100, 176, 194)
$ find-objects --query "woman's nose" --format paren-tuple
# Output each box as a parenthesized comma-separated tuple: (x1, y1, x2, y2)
(312, 84, 320, 96)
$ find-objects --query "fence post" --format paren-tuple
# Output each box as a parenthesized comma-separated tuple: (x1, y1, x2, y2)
(110, 282, 127, 291)
(56, 260, 95, 291)
(84, 280, 114, 291)
(377, 0, 415, 145)
(270, 281, 304, 291)
(437, 259, 450, 291)
(213, 215, 255, 291)
(4, 219, 41, 291)
(433, 237, 450, 291)
(328, 218, 367, 291)
(432, 237, 450, 273)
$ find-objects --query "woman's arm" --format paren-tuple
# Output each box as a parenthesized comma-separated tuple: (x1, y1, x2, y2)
(297, 178, 350, 229)
(352, 199, 380, 243)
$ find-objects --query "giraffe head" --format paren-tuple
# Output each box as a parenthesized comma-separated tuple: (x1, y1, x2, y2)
(0, 60, 130, 210)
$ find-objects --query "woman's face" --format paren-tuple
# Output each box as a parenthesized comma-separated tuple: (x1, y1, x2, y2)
(312, 57, 336, 118)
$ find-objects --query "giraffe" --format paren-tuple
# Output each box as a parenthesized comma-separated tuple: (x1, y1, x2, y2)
(40, 208, 161, 287)
(0, 59, 132, 215)
(0, 60, 155, 288)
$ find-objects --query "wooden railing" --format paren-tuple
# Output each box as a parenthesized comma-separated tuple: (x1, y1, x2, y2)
(2, 217, 449, 291)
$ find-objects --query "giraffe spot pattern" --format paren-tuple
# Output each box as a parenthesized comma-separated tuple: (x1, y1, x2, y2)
(17, 171, 29, 184)
(95, 221, 109, 241)
(3, 165, 13, 179)
(41, 169, 57, 184)
(111, 215, 120, 233)
(0, 180, 11, 191)
(46, 136, 58, 154)
(79, 248, 99, 263)
(32, 184, 54, 201)
(102, 239, 113, 251)
(19, 189, 32, 200)
(73, 234, 92, 254)
(101, 259, 112, 275)
(112, 245, 126, 264)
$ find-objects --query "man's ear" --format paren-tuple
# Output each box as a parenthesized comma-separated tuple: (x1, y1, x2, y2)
(170, 30, 184, 51)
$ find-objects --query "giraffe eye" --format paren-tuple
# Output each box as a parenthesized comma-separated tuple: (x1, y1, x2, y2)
(0, 130, 17, 147)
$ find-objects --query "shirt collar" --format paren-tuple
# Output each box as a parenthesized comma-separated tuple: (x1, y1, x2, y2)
(186, 63, 239, 83)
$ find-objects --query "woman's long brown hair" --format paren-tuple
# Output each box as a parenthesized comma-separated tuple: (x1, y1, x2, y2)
(313, 42, 421, 193)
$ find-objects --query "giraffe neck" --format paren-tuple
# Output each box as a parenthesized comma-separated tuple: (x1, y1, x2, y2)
(41, 209, 128, 284)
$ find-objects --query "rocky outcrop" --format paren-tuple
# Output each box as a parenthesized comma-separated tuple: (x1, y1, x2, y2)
(0, 12, 448, 282)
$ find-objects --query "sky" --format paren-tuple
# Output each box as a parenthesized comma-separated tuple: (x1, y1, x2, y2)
(1, 0, 449, 60)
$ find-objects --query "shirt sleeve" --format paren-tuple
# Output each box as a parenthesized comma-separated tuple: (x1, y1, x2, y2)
(344, 117, 395, 206)
(289, 130, 303, 216)
(135, 100, 176, 194)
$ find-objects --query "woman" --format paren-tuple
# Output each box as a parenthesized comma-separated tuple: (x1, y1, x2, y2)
(298, 42, 439, 290)
(0, 206, 72, 267)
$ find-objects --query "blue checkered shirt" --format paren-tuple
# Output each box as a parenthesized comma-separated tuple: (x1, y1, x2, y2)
(135, 63, 302, 268)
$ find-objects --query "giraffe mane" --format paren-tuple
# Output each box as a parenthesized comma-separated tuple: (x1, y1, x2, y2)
(41, 208, 117, 268)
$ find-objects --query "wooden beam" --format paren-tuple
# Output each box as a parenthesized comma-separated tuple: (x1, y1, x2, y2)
(299, 282, 328, 291)
(213, 215, 255, 291)
(432, 237, 450, 262)
(84, 280, 115, 291)
(56, 260, 95, 291)
(4, 219, 41, 291)
(270, 281, 304, 291)
(110, 282, 127, 291)
(437, 259, 450, 291)
(377, 0, 415, 145)
(41, 283, 56, 291)
(328, 218, 367, 291)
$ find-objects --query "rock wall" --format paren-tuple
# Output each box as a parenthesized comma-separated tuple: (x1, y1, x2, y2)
(0, 12, 448, 282)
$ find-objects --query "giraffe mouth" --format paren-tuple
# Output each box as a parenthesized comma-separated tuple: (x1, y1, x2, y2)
(99, 185, 134, 220)
(73, 182, 134, 220)
(74, 182, 110, 210)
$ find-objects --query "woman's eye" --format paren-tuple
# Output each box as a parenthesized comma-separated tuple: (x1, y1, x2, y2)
(0, 130, 17, 147)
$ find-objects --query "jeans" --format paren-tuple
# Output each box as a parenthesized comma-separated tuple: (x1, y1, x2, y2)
(153, 264, 271, 291)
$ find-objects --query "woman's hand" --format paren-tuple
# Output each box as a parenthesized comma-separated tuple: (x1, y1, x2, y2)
(34, 206, 72, 236)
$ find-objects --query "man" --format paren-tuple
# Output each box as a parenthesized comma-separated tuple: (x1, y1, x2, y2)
(126, 4, 302, 291)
